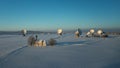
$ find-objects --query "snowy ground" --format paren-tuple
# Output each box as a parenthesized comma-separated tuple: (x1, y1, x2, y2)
(0, 33, 120, 68)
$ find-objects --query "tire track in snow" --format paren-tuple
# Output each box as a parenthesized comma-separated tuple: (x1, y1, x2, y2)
(0, 45, 28, 64)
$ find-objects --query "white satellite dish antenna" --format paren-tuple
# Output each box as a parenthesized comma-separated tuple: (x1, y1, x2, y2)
(90, 29, 95, 34)
(75, 30, 80, 38)
(75, 30, 79, 35)
(97, 30, 103, 35)
(87, 31, 91, 35)
(57, 29, 63, 35)
(21, 29, 27, 36)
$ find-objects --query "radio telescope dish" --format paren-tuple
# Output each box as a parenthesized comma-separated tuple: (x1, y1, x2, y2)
(21, 29, 27, 36)
(87, 32, 91, 35)
(97, 30, 103, 35)
(90, 29, 95, 34)
(57, 29, 63, 35)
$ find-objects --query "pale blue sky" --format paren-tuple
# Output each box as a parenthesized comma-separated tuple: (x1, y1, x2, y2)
(0, 0, 120, 31)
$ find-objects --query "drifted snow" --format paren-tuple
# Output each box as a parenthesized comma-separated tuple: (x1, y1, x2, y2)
(0, 33, 120, 68)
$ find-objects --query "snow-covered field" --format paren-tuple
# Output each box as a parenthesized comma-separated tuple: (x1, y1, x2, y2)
(0, 33, 120, 68)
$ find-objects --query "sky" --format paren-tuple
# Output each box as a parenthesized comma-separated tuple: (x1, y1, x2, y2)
(0, 0, 120, 31)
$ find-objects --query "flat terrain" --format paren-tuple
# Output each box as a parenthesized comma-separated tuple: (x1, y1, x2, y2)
(0, 34, 120, 68)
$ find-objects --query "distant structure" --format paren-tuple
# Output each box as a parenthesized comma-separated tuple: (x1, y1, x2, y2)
(86, 29, 95, 37)
(75, 28, 82, 38)
(86, 29, 108, 38)
(90, 29, 95, 36)
(86, 31, 91, 37)
(35, 35, 38, 41)
(57, 29, 63, 36)
(77, 28, 82, 35)
(21, 29, 27, 36)
(34, 40, 47, 47)
(96, 29, 108, 37)
(97, 29, 103, 36)
(28, 35, 47, 47)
